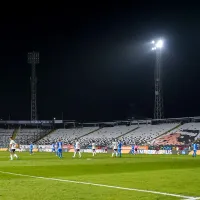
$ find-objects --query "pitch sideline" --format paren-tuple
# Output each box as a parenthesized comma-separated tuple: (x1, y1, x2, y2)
(0, 170, 200, 200)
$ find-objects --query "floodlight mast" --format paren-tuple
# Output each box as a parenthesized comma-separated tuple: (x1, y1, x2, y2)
(151, 40, 164, 119)
(28, 52, 39, 121)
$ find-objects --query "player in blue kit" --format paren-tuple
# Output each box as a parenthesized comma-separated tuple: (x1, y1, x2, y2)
(57, 140, 63, 158)
(118, 141, 122, 157)
(51, 143, 56, 153)
(131, 144, 134, 154)
(30, 143, 33, 155)
(55, 142, 59, 156)
(192, 143, 198, 157)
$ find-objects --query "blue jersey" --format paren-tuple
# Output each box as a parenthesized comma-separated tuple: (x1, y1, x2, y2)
(52, 144, 55, 149)
(193, 143, 197, 151)
(30, 144, 33, 149)
(132, 145, 134, 150)
(57, 142, 62, 149)
(118, 142, 122, 150)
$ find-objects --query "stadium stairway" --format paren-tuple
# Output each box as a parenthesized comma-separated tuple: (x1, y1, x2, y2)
(116, 126, 139, 139)
(12, 127, 20, 139)
(78, 127, 103, 139)
(151, 123, 182, 142)
(33, 129, 56, 143)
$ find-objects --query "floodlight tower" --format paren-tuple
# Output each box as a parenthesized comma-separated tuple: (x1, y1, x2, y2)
(28, 51, 39, 121)
(151, 40, 164, 119)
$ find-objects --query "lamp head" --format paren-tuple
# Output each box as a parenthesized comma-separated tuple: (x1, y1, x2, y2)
(155, 40, 163, 48)
(151, 39, 164, 50)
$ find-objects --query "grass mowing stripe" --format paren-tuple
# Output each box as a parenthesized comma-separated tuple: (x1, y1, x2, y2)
(0, 170, 199, 200)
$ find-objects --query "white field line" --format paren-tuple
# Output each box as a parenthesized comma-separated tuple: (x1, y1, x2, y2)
(0, 171, 199, 200)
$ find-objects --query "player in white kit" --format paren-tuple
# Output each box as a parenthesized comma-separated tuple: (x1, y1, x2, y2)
(92, 142, 96, 156)
(9, 137, 18, 160)
(112, 140, 118, 157)
(73, 140, 82, 158)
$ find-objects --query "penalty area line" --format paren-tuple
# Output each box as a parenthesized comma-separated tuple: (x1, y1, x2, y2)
(0, 171, 199, 200)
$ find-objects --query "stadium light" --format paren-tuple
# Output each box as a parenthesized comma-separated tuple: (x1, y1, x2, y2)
(156, 40, 163, 48)
(151, 39, 163, 50)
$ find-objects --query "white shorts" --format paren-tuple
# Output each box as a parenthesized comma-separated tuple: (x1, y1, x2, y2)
(10, 149, 15, 153)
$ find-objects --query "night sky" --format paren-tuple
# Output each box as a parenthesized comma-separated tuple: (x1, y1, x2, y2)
(0, 3, 200, 121)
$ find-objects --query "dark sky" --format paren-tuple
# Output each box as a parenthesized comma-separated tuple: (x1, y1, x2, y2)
(0, 3, 200, 121)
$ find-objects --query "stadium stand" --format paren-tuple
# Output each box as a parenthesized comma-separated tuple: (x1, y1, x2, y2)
(0, 128, 14, 147)
(152, 123, 200, 145)
(2, 121, 199, 147)
(36, 124, 185, 147)
(36, 124, 181, 147)
(37, 127, 99, 145)
(79, 125, 138, 147)
(15, 128, 51, 145)
(121, 123, 180, 145)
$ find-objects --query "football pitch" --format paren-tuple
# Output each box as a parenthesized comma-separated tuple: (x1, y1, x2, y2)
(0, 152, 200, 200)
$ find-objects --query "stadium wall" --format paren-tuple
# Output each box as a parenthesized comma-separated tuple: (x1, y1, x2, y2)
(189, 150, 200, 155)
(0, 148, 8, 151)
(1, 145, 196, 155)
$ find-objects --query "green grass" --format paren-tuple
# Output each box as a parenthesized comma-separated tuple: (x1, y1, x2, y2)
(0, 152, 200, 200)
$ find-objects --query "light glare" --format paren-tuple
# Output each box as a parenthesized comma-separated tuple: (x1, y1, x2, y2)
(151, 39, 164, 51)
(155, 40, 163, 48)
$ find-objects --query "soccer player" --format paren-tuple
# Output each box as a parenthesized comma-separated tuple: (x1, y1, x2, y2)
(55, 141, 59, 156)
(57, 139, 63, 158)
(51, 142, 56, 153)
(118, 141, 122, 157)
(92, 141, 96, 156)
(104, 146, 108, 153)
(73, 140, 81, 158)
(131, 144, 135, 154)
(155, 145, 160, 154)
(134, 145, 138, 154)
(30, 143, 33, 155)
(112, 140, 118, 157)
(176, 146, 179, 155)
(192, 143, 198, 157)
(9, 137, 18, 160)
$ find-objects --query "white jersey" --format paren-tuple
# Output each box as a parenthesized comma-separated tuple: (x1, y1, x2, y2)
(10, 140, 16, 150)
(112, 142, 117, 150)
(92, 143, 96, 149)
(75, 142, 80, 150)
